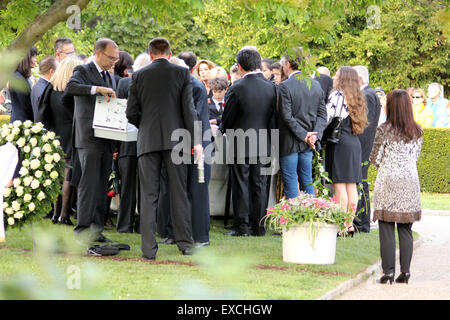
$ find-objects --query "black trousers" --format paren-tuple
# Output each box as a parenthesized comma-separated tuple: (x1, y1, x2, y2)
(117, 155, 138, 233)
(187, 161, 211, 243)
(378, 220, 414, 275)
(157, 163, 173, 239)
(230, 158, 267, 235)
(74, 147, 112, 238)
(138, 150, 193, 258)
(354, 162, 371, 232)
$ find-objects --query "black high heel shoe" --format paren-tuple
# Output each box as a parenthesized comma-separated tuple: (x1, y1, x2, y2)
(51, 216, 59, 224)
(58, 216, 74, 226)
(395, 272, 410, 284)
(377, 273, 394, 284)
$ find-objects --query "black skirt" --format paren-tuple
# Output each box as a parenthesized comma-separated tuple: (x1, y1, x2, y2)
(325, 116, 362, 183)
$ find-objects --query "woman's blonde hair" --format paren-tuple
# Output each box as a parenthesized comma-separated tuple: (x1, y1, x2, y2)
(50, 56, 83, 91)
(413, 88, 426, 101)
(333, 66, 368, 135)
(194, 59, 216, 78)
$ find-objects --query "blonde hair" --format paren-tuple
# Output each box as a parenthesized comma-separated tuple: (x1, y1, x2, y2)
(50, 56, 83, 91)
(209, 66, 228, 80)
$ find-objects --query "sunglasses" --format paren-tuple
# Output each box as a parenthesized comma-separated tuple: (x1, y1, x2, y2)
(412, 96, 422, 99)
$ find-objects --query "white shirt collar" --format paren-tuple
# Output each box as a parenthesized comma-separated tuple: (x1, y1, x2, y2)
(288, 71, 301, 78)
(92, 59, 104, 74)
(243, 71, 262, 78)
(360, 84, 368, 90)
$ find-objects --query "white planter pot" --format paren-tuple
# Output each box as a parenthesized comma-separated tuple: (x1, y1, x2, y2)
(282, 223, 338, 265)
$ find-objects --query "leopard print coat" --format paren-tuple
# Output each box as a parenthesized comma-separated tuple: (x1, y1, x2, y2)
(369, 123, 423, 223)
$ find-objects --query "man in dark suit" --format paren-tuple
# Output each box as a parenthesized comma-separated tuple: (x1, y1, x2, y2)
(314, 66, 333, 105)
(126, 38, 203, 259)
(220, 48, 277, 237)
(278, 53, 327, 198)
(353, 65, 381, 233)
(65, 38, 119, 243)
(31, 56, 57, 122)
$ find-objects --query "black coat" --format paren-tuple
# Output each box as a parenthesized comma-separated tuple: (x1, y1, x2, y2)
(65, 62, 116, 152)
(315, 73, 333, 104)
(208, 100, 223, 125)
(116, 76, 136, 158)
(30, 77, 48, 122)
(9, 71, 33, 123)
(358, 85, 381, 162)
(221, 73, 277, 159)
(126, 58, 199, 157)
(278, 75, 327, 157)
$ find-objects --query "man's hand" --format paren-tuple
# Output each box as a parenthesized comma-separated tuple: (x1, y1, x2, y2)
(96, 87, 116, 102)
(6, 179, 13, 188)
(305, 131, 318, 150)
(193, 144, 203, 163)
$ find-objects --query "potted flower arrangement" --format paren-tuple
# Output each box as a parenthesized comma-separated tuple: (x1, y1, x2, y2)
(1, 120, 66, 231)
(263, 151, 353, 265)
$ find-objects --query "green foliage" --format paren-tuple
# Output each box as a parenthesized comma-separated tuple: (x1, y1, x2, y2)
(368, 128, 450, 193)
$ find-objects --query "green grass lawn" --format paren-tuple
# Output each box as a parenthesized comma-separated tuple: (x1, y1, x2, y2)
(0, 217, 388, 300)
(420, 192, 450, 211)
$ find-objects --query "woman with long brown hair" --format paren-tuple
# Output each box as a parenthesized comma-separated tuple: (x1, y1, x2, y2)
(370, 89, 423, 285)
(325, 66, 368, 235)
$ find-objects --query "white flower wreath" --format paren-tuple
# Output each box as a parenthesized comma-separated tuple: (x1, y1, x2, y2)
(1, 120, 66, 228)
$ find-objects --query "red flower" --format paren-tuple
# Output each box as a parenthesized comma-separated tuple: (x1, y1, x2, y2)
(279, 216, 288, 224)
(350, 202, 357, 212)
(281, 204, 290, 211)
(107, 191, 116, 197)
(266, 209, 274, 215)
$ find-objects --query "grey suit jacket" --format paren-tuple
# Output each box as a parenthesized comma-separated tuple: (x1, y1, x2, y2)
(65, 62, 116, 151)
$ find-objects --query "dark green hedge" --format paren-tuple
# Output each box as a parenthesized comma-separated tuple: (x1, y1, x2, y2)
(368, 128, 450, 193)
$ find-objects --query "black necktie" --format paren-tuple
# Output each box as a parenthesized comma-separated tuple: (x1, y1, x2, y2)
(218, 102, 224, 114)
(102, 71, 111, 88)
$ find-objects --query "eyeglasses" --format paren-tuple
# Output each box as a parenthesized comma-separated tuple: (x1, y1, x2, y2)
(102, 51, 119, 63)
(61, 50, 76, 55)
(412, 96, 422, 99)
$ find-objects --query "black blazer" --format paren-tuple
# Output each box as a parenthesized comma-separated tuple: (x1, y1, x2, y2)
(358, 85, 381, 162)
(126, 58, 199, 157)
(208, 100, 224, 125)
(30, 77, 48, 122)
(9, 71, 33, 123)
(221, 73, 277, 159)
(278, 75, 327, 157)
(65, 62, 116, 152)
(116, 76, 136, 158)
(315, 73, 333, 104)
(191, 76, 212, 150)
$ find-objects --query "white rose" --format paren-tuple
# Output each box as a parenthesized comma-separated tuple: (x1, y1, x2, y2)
(16, 186, 24, 197)
(31, 125, 42, 134)
(23, 176, 33, 186)
(44, 154, 53, 164)
(34, 170, 43, 178)
(50, 171, 59, 180)
(47, 131, 56, 140)
(13, 178, 21, 188)
(11, 127, 20, 136)
(32, 147, 41, 157)
(3, 187, 11, 197)
(6, 134, 14, 142)
(28, 203, 35, 211)
(24, 145, 31, 153)
(43, 143, 52, 153)
(36, 122, 44, 129)
(11, 201, 20, 211)
(19, 167, 29, 177)
(30, 137, 37, 147)
(1, 127, 10, 138)
(44, 179, 52, 186)
(13, 120, 22, 127)
(24, 194, 32, 202)
(23, 120, 32, 128)
(53, 140, 60, 148)
(14, 212, 23, 219)
(24, 129, 30, 136)
(44, 163, 53, 172)
(30, 179, 40, 190)
(52, 153, 61, 163)
(22, 159, 30, 167)
(30, 159, 40, 170)
(7, 217, 15, 226)
(5, 207, 13, 215)
(42, 134, 49, 142)
(16, 137, 26, 147)
(37, 191, 46, 201)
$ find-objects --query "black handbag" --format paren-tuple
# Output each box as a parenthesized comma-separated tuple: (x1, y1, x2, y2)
(322, 94, 344, 144)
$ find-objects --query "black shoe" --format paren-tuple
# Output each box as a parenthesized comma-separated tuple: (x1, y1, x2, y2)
(141, 254, 155, 260)
(51, 216, 59, 224)
(377, 273, 395, 285)
(181, 247, 195, 255)
(395, 272, 410, 284)
(157, 237, 176, 245)
(272, 232, 282, 236)
(93, 234, 116, 243)
(224, 230, 249, 237)
(194, 241, 210, 248)
(58, 216, 74, 226)
(224, 225, 235, 230)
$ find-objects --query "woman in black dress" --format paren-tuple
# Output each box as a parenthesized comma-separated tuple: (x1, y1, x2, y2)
(325, 66, 368, 234)
(40, 56, 83, 225)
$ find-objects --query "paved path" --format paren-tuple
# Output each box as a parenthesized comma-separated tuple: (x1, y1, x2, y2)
(336, 214, 450, 300)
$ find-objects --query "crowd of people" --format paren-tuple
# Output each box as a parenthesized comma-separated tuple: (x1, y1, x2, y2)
(3, 35, 448, 283)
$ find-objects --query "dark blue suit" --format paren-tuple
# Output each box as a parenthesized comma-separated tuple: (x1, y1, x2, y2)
(30, 77, 48, 122)
(9, 71, 33, 123)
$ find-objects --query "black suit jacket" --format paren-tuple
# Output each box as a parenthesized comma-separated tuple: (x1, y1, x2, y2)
(9, 71, 33, 123)
(278, 75, 327, 157)
(208, 100, 223, 125)
(65, 62, 116, 152)
(221, 73, 277, 159)
(116, 76, 136, 158)
(358, 85, 381, 162)
(30, 77, 48, 122)
(191, 76, 211, 149)
(314, 73, 333, 104)
(126, 58, 199, 157)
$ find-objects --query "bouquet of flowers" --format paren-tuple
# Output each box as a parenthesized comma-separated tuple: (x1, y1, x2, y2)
(1, 120, 66, 228)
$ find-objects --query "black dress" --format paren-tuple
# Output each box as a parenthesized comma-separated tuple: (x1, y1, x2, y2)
(325, 92, 362, 183)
